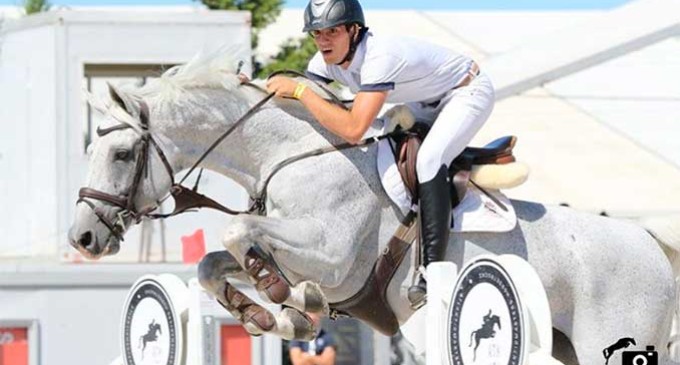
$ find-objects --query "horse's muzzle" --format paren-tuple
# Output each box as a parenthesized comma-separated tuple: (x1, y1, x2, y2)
(68, 227, 120, 260)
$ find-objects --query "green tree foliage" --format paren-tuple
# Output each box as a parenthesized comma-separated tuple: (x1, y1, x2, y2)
(198, 0, 319, 78)
(256, 35, 317, 78)
(198, 0, 283, 49)
(23, 0, 50, 15)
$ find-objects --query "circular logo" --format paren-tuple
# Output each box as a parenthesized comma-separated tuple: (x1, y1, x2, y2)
(121, 277, 183, 365)
(447, 258, 525, 365)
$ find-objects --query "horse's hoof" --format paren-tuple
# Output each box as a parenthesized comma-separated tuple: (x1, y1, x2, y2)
(303, 282, 329, 314)
(282, 308, 315, 341)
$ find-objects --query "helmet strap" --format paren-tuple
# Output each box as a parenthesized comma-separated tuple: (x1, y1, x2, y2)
(336, 25, 368, 66)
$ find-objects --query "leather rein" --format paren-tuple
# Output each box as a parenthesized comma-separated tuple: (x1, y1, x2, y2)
(77, 73, 397, 242)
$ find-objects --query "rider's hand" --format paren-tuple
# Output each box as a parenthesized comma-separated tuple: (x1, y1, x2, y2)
(237, 73, 250, 84)
(266, 76, 298, 98)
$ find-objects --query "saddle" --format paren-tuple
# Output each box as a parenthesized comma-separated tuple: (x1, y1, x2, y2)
(394, 122, 518, 203)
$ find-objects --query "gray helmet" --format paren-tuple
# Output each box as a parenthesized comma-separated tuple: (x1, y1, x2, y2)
(303, 0, 365, 33)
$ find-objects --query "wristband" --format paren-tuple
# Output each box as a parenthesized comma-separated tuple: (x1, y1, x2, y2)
(293, 83, 307, 100)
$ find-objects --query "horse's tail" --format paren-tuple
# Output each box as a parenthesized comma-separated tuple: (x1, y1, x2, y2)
(469, 330, 476, 347)
(639, 214, 680, 273)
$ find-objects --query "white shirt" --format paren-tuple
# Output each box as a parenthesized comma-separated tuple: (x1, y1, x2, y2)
(307, 31, 473, 104)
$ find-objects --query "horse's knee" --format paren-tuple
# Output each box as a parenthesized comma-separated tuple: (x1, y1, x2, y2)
(198, 251, 241, 293)
(222, 218, 256, 251)
(415, 144, 446, 182)
(198, 252, 222, 292)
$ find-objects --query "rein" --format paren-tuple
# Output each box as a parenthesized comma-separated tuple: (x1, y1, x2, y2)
(77, 73, 397, 241)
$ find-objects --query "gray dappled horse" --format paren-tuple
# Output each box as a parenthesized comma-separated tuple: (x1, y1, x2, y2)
(68, 52, 680, 365)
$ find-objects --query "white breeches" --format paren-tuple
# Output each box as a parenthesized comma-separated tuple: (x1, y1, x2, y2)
(406, 72, 495, 183)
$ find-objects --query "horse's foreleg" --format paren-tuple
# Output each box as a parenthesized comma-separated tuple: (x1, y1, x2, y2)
(198, 251, 276, 335)
(222, 215, 330, 314)
(198, 251, 317, 340)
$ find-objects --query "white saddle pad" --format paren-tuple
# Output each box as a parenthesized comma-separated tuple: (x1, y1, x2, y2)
(377, 139, 517, 233)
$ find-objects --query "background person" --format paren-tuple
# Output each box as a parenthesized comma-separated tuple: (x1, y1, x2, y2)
(288, 312, 337, 365)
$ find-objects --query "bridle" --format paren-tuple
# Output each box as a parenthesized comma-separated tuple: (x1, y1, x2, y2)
(77, 88, 279, 242)
(77, 74, 396, 243)
(77, 102, 176, 241)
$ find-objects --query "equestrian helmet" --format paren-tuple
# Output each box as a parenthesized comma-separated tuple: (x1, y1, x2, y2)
(303, 0, 365, 32)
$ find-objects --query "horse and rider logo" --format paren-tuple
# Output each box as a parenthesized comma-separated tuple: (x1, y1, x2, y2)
(469, 310, 502, 361)
(122, 277, 181, 365)
(447, 258, 525, 365)
(139, 319, 162, 359)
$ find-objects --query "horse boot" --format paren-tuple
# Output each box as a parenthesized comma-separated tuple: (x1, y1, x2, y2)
(407, 165, 451, 308)
(220, 282, 276, 333)
(244, 245, 291, 304)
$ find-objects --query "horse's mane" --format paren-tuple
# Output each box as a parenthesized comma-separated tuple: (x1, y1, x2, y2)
(126, 46, 341, 109)
(101, 46, 341, 129)
(126, 46, 248, 103)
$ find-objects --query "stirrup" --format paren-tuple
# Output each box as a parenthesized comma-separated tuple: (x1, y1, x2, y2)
(407, 266, 428, 309)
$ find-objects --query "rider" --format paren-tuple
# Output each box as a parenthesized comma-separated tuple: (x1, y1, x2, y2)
(265, 0, 495, 306)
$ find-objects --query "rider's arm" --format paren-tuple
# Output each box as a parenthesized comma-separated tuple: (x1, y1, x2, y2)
(301, 88, 387, 144)
(266, 76, 388, 144)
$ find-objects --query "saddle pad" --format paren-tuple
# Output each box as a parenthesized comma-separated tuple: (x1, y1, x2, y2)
(377, 139, 517, 233)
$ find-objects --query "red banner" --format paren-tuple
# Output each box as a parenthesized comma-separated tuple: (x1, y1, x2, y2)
(221, 325, 250, 365)
(0, 328, 28, 365)
(181, 229, 206, 264)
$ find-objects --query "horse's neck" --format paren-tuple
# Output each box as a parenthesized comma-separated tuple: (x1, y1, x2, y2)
(153, 88, 334, 194)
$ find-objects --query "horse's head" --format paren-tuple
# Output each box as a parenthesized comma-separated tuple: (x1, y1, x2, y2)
(492, 315, 501, 330)
(68, 84, 175, 259)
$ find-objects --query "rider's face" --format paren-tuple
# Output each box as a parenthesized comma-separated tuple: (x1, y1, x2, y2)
(310, 25, 352, 66)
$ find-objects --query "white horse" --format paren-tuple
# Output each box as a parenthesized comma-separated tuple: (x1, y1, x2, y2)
(68, 52, 680, 365)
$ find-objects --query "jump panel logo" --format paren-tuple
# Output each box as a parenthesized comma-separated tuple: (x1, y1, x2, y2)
(447, 259, 525, 365)
(123, 280, 179, 365)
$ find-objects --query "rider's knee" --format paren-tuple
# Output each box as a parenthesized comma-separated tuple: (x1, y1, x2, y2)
(415, 148, 446, 183)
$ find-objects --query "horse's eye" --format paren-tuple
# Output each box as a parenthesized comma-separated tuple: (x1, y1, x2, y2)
(114, 149, 132, 162)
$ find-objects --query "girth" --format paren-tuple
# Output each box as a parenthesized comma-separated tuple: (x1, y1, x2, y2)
(329, 211, 418, 336)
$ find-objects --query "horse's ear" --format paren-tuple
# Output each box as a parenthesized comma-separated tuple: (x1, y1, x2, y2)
(108, 82, 139, 116)
(83, 88, 108, 116)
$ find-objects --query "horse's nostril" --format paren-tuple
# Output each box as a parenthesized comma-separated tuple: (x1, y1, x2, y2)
(78, 231, 93, 249)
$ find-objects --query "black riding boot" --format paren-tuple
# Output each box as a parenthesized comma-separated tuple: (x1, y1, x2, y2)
(407, 165, 451, 307)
